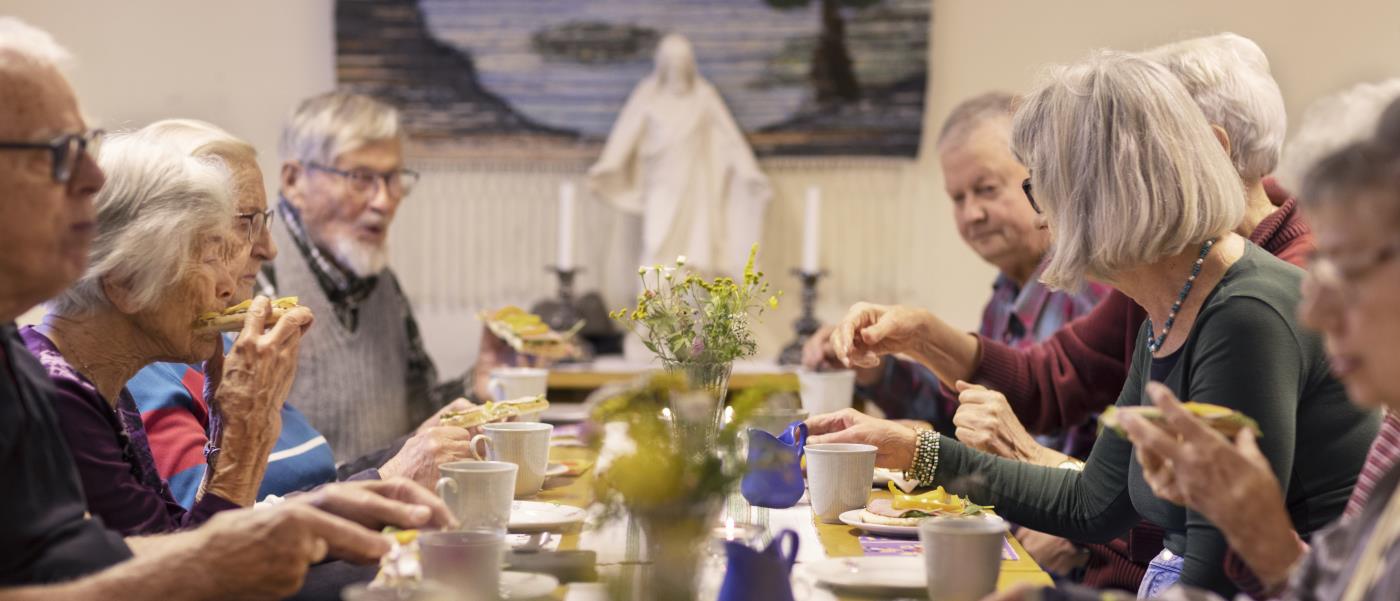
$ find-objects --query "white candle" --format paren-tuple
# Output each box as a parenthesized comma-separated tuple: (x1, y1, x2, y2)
(802, 186, 821, 274)
(558, 181, 576, 270)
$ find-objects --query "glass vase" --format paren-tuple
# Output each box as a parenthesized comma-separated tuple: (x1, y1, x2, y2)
(663, 360, 733, 460)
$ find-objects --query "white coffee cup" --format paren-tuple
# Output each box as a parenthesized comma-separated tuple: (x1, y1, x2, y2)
(488, 367, 548, 404)
(804, 443, 877, 523)
(798, 369, 856, 415)
(419, 529, 506, 601)
(436, 460, 517, 532)
(920, 516, 1008, 601)
(470, 422, 553, 498)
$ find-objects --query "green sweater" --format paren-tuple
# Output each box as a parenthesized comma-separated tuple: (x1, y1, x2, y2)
(935, 243, 1378, 596)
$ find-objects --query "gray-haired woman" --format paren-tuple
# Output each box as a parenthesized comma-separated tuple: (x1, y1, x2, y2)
(22, 120, 314, 535)
(810, 51, 1376, 598)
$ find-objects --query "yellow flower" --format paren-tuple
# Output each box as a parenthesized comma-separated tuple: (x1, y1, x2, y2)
(768, 296, 779, 309)
(676, 255, 687, 267)
(638, 266, 648, 276)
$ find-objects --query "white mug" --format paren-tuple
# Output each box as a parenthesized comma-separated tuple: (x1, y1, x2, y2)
(798, 369, 856, 415)
(470, 422, 553, 498)
(804, 443, 877, 523)
(435, 460, 517, 533)
(920, 516, 1008, 601)
(488, 367, 549, 405)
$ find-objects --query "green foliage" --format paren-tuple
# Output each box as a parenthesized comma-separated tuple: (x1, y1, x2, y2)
(610, 244, 780, 365)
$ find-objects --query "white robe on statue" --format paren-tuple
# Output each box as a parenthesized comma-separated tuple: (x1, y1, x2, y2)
(588, 34, 771, 276)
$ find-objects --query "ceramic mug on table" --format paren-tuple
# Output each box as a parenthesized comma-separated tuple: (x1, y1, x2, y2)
(435, 460, 517, 533)
(798, 370, 856, 415)
(919, 516, 1009, 601)
(470, 422, 553, 497)
(488, 367, 548, 401)
(419, 529, 506, 601)
(804, 443, 877, 523)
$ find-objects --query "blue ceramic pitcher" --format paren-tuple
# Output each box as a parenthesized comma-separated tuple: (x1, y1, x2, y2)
(740, 422, 807, 509)
(718, 529, 800, 601)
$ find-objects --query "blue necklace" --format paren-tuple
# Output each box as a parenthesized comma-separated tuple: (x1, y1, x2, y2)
(1145, 238, 1217, 354)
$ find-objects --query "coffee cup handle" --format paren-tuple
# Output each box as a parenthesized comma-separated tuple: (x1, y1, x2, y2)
(488, 378, 504, 401)
(470, 434, 492, 461)
(435, 477, 457, 508)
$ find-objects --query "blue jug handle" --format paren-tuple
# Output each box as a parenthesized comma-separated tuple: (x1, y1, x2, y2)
(769, 529, 800, 569)
(782, 422, 809, 458)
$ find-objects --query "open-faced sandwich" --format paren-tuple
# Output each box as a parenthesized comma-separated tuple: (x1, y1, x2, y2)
(480, 305, 583, 359)
(369, 528, 421, 590)
(1099, 401, 1262, 439)
(193, 296, 302, 334)
(439, 395, 551, 429)
(859, 482, 992, 527)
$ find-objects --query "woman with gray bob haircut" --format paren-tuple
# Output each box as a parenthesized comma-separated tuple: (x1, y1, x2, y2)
(23, 119, 315, 535)
(812, 51, 1373, 597)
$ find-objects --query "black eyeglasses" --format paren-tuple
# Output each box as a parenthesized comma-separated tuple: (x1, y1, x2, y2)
(235, 208, 275, 245)
(0, 129, 105, 184)
(306, 162, 420, 198)
(1022, 177, 1041, 214)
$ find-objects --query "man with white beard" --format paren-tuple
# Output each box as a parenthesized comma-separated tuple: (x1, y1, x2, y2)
(260, 92, 505, 465)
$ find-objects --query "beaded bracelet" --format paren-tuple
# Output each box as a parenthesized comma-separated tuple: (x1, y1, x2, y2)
(904, 429, 941, 485)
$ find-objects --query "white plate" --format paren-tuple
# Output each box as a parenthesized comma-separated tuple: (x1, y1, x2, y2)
(805, 557, 926, 596)
(500, 571, 560, 599)
(509, 501, 587, 532)
(838, 508, 920, 538)
(545, 462, 569, 478)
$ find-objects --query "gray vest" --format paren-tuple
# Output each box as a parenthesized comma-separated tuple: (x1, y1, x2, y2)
(272, 219, 411, 463)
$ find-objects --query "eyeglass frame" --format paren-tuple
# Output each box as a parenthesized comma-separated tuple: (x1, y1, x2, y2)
(1308, 240, 1400, 298)
(235, 208, 275, 245)
(1022, 177, 1041, 214)
(0, 129, 105, 184)
(304, 162, 420, 198)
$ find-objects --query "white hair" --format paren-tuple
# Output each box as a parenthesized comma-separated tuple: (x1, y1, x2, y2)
(1275, 79, 1400, 193)
(279, 91, 401, 166)
(1011, 51, 1244, 290)
(49, 121, 239, 316)
(937, 91, 1017, 148)
(0, 17, 72, 72)
(1142, 33, 1286, 184)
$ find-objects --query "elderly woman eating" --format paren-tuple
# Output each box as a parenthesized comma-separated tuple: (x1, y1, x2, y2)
(21, 120, 314, 535)
(810, 51, 1377, 597)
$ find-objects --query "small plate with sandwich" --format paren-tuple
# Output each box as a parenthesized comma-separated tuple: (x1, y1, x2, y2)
(439, 396, 551, 429)
(839, 482, 994, 538)
(1099, 401, 1262, 438)
(480, 306, 583, 360)
(193, 296, 304, 333)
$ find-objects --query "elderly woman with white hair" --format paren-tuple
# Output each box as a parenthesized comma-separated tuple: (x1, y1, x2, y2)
(809, 51, 1376, 598)
(21, 120, 315, 535)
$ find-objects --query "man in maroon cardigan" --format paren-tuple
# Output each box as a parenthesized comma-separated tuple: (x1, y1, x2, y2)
(811, 33, 1304, 591)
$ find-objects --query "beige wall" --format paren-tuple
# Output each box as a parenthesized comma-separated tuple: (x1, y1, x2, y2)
(9, 0, 1400, 366)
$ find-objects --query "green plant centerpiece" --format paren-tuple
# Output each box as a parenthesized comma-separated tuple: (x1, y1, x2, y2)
(597, 245, 777, 600)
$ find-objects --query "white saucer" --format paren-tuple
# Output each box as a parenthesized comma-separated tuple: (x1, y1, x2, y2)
(545, 462, 569, 478)
(500, 571, 560, 599)
(837, 508, 920, 538)
(509, 501, 587, 532)
(804, 557, 926, 596)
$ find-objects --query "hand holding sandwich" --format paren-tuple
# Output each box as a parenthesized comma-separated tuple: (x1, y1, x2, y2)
(201, 295, 316, 506)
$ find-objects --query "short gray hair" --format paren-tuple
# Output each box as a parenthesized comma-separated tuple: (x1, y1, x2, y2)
(49, 121, 239, 316)
(1011, 51, 1244, 290)
(1143, 33, 1286, 184)
(0, 17, 72, 72)
(1276, 79, 1400, 193)
(279, 91, 402, 166)
(937, 91, 1016, 147)
(1299, 96, 1400, 227)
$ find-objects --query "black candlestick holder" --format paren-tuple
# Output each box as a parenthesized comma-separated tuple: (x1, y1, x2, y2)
(778, 268, 827, 366)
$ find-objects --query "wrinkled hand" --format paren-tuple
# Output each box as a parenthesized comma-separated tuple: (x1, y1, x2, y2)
(1016, 529, 1088, 576)
(805, 408, 919, 469)
(209, 296, 315, 429)
(953, 382, 1049, 465)
(830, 302, 932, 369)
(194, 503, 387, 598)
(378, 426, 480, 488)
(803, 323, 886, 386)
(293, 478, 456, 538)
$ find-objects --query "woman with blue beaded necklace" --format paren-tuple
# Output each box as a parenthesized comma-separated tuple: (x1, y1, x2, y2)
(809, 50, 1378, 599)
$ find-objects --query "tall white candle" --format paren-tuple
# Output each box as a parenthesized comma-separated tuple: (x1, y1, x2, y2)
(802, 185, 821, 274)
(558, 181, 576, 270)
